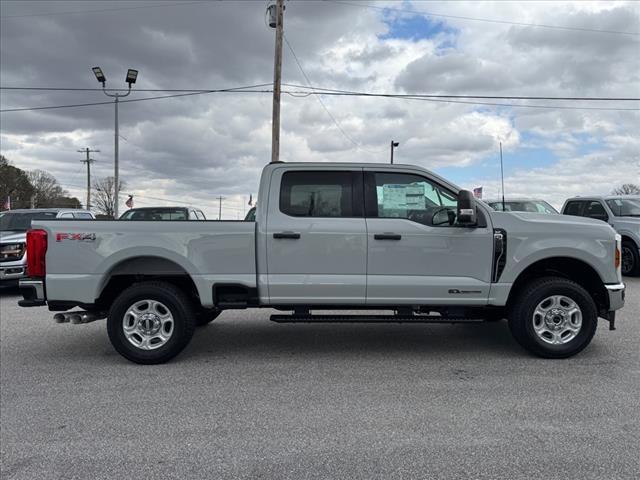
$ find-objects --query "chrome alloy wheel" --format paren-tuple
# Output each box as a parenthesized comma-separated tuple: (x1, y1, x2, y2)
(532, 295, 582, 345)
(122, 300, 174, 350)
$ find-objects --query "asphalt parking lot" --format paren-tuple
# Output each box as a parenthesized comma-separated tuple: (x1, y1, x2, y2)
(1, 279, 639, 480)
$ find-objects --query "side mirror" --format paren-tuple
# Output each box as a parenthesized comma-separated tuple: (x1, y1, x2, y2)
(457, 190, 477, 226)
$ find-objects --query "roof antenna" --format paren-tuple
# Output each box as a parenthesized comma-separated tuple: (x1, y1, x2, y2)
(500, 141, 505, 211)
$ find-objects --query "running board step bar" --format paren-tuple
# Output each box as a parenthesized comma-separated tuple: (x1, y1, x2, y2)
(270, 314, 484, 324)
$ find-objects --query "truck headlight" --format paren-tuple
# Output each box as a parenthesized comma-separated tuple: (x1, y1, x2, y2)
(0, 243, 25, 261)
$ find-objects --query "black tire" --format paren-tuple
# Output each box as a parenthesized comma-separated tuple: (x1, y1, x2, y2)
(107, 281, 196, 364)
(621, 240, 640, 277)
(196, 309, 221, 326)
(508, 277, 598, 359)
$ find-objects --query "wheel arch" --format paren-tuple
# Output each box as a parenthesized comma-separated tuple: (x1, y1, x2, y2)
(506, 256, 609, 315)
(96, 256, 203, 309)
(620, 234, 638, 248)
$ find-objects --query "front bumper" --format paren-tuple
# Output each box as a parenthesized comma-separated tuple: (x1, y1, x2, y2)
(18, 278, 46, 307)
(605, 283, 625, 311)
(0, 259, 26, 282)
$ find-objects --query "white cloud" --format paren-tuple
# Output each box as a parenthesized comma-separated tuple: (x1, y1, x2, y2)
(1, 0, 638, 218)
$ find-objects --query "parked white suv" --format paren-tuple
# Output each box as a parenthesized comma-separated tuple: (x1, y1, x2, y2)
(562, 196, 640, 276)
(0, 208, 95, 285)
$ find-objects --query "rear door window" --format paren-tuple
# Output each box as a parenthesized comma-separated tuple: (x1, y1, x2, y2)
(279, 171, 361, 218)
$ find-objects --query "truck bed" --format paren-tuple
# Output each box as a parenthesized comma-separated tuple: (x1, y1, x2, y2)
(33, 220, 257, 307)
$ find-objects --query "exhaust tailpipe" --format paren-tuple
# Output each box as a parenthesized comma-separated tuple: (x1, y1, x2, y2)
(53, 313, 69, 323)
(53, 311, 106, 324)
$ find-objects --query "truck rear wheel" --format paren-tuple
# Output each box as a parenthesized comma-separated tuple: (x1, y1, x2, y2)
(107, 281, 196, 364)
(508, 277, 598, 359)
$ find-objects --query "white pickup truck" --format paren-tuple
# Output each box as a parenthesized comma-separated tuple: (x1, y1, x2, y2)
(19, 162, 625, 364)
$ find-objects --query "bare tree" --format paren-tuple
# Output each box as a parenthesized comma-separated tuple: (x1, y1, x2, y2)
(612, 184, 640, 195)
(93, 177, 126, 218)
(27, 169, 66, 207)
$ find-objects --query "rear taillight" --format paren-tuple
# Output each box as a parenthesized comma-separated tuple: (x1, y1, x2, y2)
(26, 229, 47, 277)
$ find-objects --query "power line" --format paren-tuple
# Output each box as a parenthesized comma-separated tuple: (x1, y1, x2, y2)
(2, 87, 638, 113)
(282, 84, 640, 102)
(2, 84, 637, 101)
(0, 1, 211, 19)
(327, 0, 640, 37)
(0, 84, 274, 113)
(284, 35, 386, 153)
(0, 85, 274, 93)
(282, 84, 640, 111)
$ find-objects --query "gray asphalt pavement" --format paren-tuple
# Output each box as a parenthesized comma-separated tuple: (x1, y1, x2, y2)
(1, 280, 639, 480)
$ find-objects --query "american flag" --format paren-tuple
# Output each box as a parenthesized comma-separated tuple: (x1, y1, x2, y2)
(2, 196, 10, 210)
(473, 187, 483, 199)
(125, 195, 134, 208)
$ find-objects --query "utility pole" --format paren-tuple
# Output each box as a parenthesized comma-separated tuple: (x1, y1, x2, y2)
(390, 141, 399, 164)
(217, 196, 225, 220)
(78, 147, 100, 209)
(269, 0, 285, 163)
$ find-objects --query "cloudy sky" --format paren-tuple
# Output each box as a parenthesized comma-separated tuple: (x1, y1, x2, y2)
(1, 0, 639, 218)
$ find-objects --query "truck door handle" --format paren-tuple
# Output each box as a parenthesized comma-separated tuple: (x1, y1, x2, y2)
(374, 233, 402, 240)
(273, 232, 301, 239)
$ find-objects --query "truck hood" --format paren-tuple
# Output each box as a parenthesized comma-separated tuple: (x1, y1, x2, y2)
(0, 231, 26, 244)
(489, 211, 615, 233)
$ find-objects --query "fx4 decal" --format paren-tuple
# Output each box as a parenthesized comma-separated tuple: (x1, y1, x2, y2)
(56, 233, 97, 242)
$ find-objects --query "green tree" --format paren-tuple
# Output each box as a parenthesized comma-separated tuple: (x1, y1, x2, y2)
(0, 155, 35, 209)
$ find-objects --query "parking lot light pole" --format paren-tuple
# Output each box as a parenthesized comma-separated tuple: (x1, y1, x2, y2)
(91, 67, 138, 218)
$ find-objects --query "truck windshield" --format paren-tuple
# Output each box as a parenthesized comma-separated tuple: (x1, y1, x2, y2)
(0, 211, 59, 231)
(606, 199, 640, 217)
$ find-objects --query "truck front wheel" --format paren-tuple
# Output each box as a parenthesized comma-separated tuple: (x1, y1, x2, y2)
(621, 240, 640, 276)
(107, 281, 196, 364)
(508, 277, 598, 359)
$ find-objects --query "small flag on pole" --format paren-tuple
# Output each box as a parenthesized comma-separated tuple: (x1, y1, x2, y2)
(248, 194, 253, 206)
(2, 196, 10, 210)
(125, 195, 134, 209)
(473, 187, 483, 199)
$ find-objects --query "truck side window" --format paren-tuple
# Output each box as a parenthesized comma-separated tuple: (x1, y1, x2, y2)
(368, 172, 457, 226)
(564, 201, 583, 216)
(280, 171, 356, 217)
(584, 201, 608, 221)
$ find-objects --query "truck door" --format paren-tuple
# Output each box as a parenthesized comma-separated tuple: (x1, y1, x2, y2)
(363, 170, 493, 305)
(265, 168, 367, 304)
